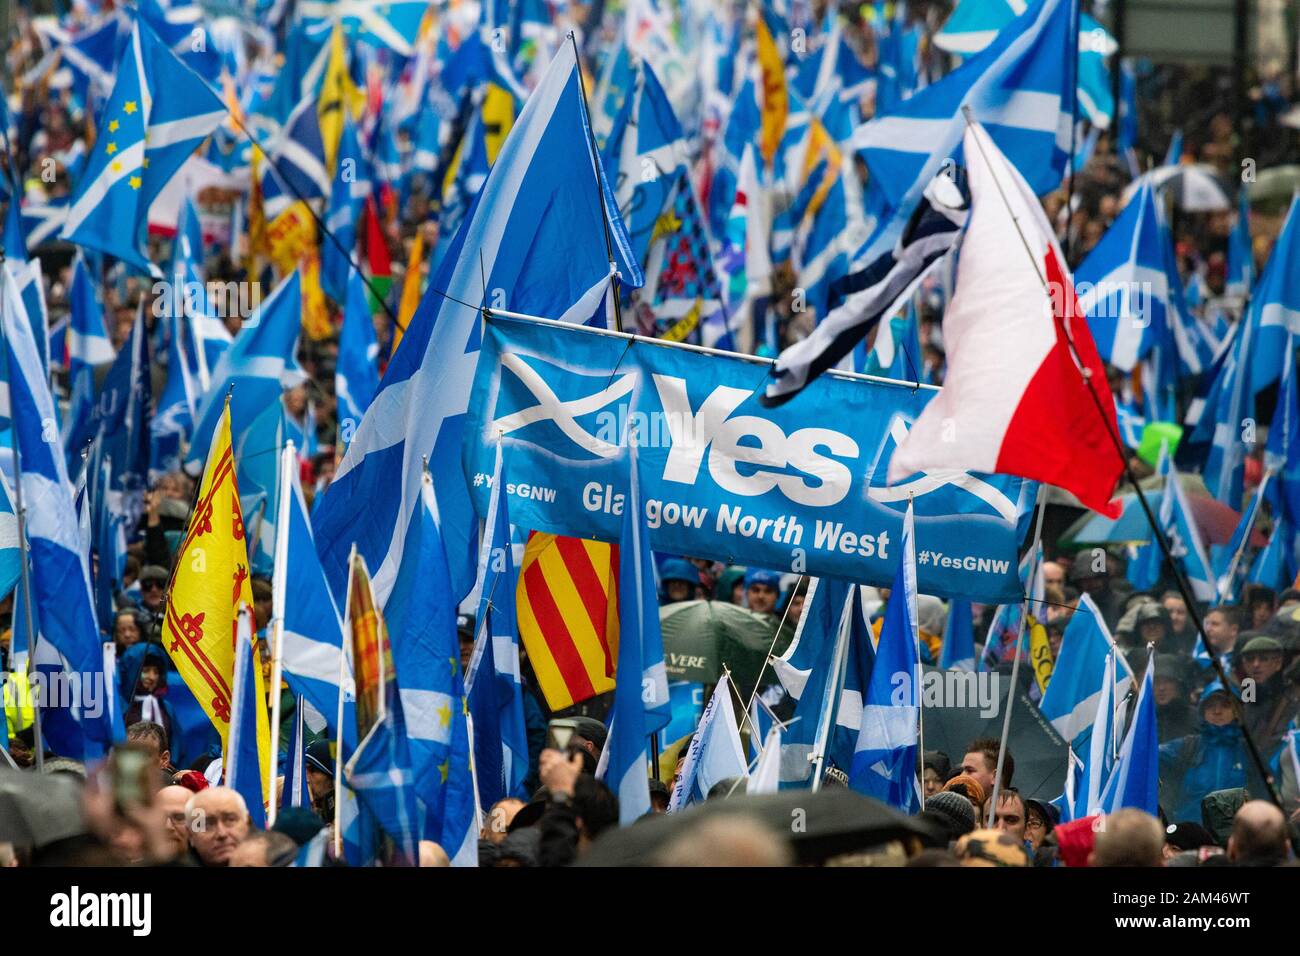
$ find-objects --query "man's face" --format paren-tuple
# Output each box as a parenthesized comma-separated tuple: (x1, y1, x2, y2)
(1042, 562, 1065, 589)
(1203, 695, 1236, 727)
(1025, 807, 1048, 850)
(960, 751, 997, 794)
(923, 768, 943, 797)
(1241, 651, 1283, 684)
(665, 579, 692, 603)
(482, 798, 524, 844)
(459, 635, 474, 674)
(306, 766, 332, 801)
(1252, 602, 1274, 629)
(1139, 620, 1166, 645)
(1154, 677, 1182, 707)
(1163, 597, 1188, 632)
(140, 577, 166, 611)
(129, 732, 168, 771)
(156, 786, 192, 854)
(787, 591, 806, 623)
(747, 583, 778, 615)
(993, 794, 1027, 841)
(187, 790, 250, 866)
(1203, 611, 1237, 652)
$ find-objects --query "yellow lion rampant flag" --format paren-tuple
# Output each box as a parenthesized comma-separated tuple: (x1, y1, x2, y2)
(163, 400, 272, 803)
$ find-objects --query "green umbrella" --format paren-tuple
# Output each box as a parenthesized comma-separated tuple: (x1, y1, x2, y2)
(1248, 165, 1300, 206)
(659, 600, 787, 701)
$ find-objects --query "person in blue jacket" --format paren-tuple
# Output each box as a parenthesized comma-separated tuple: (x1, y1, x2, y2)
(1158, 681, 1251, 823)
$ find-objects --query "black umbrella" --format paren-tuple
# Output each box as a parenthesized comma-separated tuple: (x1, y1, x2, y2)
(580, 788, 945, 866)
(919, 666, 1068, 801)
(0, 768, 87, 849)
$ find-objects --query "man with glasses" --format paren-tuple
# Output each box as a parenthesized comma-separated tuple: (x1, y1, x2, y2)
(137, 565, 170, 617)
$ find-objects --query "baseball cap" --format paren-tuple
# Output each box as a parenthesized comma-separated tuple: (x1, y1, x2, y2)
(743, 568, 781, 590)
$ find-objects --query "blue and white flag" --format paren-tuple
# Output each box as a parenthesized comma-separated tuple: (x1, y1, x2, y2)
(1076, 181, 1182, 372)
(1061, 646, 1117, 821)
(1040, 593, 1132, 746)
(384, 469, 478, 866)
(91, 305, 152, 529)
(1159, 455, 1216, 602)
(272, 442, 349, 740)
(345, 679, 422, 866)
(0, 471, 22, 600)
(1226, 188, 1254, 300)
(3, 264, 117, 753)
(603, 444, 671, 823)
(1097, 647, 1158, 815)
(335, 268, 380, 444)
(322, 116, 371, 304)
(467, 441, 529, 806)
(19, 194, 71, 249)
(602, 60, 686, 273)
(854, 0, 1073, 222)
(260, 93, 331, 220)
(61, 255, 115, 472)
(186, 272, 304, 469)
(934, 0, 1021, 55)
(61, 19, 225, 274)
(1076, 14, 1116, 129)
(667, 672, 749, 809)
(299, 1, 427, 56)
(312, 41, 642, 608)
(227, 609, 268, 829)
(940, 597, 976, 671)
(849, 500, 919, 811)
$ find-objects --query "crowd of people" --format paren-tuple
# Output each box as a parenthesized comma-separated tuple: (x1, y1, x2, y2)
(2, 0, 1300, 870)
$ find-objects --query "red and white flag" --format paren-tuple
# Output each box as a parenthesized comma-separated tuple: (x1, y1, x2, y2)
(888, 121, 1123, 517)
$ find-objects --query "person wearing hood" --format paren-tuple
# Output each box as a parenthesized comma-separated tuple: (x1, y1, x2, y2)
(1133, 603, 1186, 655)
(714, 566, 746, 605)
(1153, 654, 1198, 742)
(118, 642, 178, 757)
(1159, 682, 1255, 824)
(658, 558, 700, 605)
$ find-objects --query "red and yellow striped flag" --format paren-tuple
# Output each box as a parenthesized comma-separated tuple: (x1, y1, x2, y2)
(516, 533, 619, 711)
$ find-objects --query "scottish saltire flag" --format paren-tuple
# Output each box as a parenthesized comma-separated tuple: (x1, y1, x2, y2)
(54, 15, 121, 97)
(89, 452, 128, 630)
(234, 400, 288, 575)
(667, 673, 749, 809)
(336, 268, 380, 442)
(384, 470, 477, 866)
(322, 116, 371, 304)
(1040, 593, 1133, 746)
(19, 195, 71, 248)
(1061, 648, 1117, 821)
(750, 719, 783, 796)
(227, 610, 268, 829)
(1227, 188, 1254, 299)
(150, 279, 200, 477)
(345, 677, 422, 866)
(0, 471, 21, 600)
(60, 256, 115, 472)
(1075, 181, 1182, 371)
(1097, 648, 1158, 815)
(854, 0, 1073, 223)
(186, 271, 304, 469)
(299, 0, 427, 56)
(863, 301, 925, 382)
(604, 446, 671, 823)
(1116, 58, 1139, 174)
(1264, 336, 1300, 571)
(773, 577, 876, 785)
(1, 268, 117, 752)
(603, 60, 686, 271)
(793, 16, 873, 108)
(1213, 475, 1267, 603)
(169, 197, 232, 388)
(1159, 455, 1216, 602)
(61, 19, 225, 273)
(467, 442, 529, 806)
(272, 443, 349, 739)
(429, 111, 490, 277)
(312, 41, 643, 607)
(941, 597, 976, 671)
(261, 93, 331, 219)
(850, 501, 920, 811)
(92, 306, 151, 528)
(1076, 15, 1116, 128)
(934, 0, 1021, 55)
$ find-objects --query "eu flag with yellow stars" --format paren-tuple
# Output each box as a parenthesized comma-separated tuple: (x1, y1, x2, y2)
(61, 18, 225, 275)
